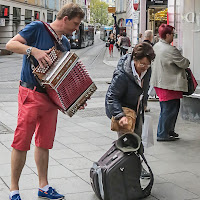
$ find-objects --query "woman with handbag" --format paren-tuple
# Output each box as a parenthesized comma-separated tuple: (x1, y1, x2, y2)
(105, 42, 155, 178)
(120, 32, 131, 56)
(105, 42, 155, 137)
(150, 24, 190, 141)
(105, 42, 155, 138)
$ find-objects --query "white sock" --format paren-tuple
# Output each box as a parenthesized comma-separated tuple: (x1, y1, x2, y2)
(39, 185, 49, 192)
(10, 190, 19, 198)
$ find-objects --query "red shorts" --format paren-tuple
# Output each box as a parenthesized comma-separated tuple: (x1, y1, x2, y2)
(12, 85, 58, 151)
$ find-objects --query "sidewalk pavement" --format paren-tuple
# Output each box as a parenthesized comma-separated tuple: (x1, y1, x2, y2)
(0, 46, 200, 200)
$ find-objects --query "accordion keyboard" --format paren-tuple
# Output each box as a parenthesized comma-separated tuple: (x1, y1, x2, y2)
(34, 47, 60, 74)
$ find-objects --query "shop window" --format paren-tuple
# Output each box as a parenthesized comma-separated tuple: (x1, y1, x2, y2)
(13, 7, 21, 23)
(25, 9, 32, 24)
(0, 5, 9, 18)
(47, 12, 53, 23)
(147, 7, 167, 34)
(34, 11, 40, 20)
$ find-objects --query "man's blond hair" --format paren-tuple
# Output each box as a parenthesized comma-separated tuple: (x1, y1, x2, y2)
(57, 3, 85, 20)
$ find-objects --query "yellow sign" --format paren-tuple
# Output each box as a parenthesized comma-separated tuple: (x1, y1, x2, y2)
(108, 7, 116, 13)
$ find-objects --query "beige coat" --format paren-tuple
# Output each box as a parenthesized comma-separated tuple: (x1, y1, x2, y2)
(151, 39, 190, 92)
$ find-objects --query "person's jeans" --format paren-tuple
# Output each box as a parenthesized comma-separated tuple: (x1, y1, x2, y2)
(120, 47, 128, 56)
(157, 99, 180, 139)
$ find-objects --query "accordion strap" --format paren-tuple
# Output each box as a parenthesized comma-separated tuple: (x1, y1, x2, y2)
(41, 21, 65, 51)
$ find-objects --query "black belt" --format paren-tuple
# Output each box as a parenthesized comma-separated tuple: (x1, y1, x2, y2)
(20, 81, 46, 93)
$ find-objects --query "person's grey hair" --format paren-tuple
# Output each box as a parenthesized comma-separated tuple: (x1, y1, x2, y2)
(144, 30, 153, 39)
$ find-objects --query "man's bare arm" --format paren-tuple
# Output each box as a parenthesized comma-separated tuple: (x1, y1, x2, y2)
(6, 34, 52, 67)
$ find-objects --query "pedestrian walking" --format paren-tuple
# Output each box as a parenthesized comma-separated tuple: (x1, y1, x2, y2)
(105, 42, 155, 178)
(116, 33, 122, 51)
(139, 33, 143, 43)
(150, 24, 190, 142)
(120, 32, 131, 56)
(108, 33, 115, 57)
(115, 34, 120, 51)
(143, 30, 154, 113)
(6, 3, 85, 200)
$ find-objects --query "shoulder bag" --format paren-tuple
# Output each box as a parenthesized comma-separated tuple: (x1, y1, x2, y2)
(183, 68, 198, 96)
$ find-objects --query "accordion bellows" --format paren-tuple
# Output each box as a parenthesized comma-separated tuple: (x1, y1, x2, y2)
(33, 47, 97, 117)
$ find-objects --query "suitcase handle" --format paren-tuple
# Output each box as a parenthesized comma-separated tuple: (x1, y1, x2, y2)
(101, 146, 116, 162)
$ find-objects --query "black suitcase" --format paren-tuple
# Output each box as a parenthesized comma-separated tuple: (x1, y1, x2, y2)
(90, 134, 153, 200)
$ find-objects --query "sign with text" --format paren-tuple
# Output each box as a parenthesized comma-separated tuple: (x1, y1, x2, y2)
(132, 11, 139, 24)
(0, 18, 5, 26)
(108, 7, 116, 13)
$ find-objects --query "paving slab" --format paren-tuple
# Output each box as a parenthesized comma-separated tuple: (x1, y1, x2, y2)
(63, 192, 99, 200)
(65, 142, 103, 152)
(159, 172, 200, 196)
(151, 182, 199, 200)
(3, 174, 39, 190)
(26, 156, 59, 168)
(71, 130, 104, 139)
(50, 177, 92, 194)
(59, 157, 92, 171)
(50, 148, 83, 160)
(32, 165, 76, 179)
(0, 163, 33, 177)
(73, 168, 91, 183)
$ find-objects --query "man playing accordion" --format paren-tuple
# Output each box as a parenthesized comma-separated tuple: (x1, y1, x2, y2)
(6, 3, 85, 200)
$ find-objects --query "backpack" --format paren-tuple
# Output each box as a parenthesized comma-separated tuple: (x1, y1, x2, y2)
(90, 133, 154, 200)
(120, 36, 131, 47)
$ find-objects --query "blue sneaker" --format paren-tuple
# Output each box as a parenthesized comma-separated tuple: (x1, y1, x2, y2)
(9, 194, 21, 200)
(38, 187, 64, 199)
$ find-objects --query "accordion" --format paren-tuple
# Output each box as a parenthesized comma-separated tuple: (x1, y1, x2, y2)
(33, 47, 97, 117)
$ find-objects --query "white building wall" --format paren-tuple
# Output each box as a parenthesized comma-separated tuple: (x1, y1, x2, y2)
(115, 0, 126, 29)
(115, 0, 120, 13)
(168, 0, 200, 83)
(126, 0, 139, 47)
(101, 0, 115, 7)
(139, 0, 146, 40)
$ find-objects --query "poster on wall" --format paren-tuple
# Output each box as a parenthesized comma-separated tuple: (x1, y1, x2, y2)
(0, 18, 5, 26)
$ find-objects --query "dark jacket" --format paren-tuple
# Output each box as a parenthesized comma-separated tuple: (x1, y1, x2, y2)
(120, 36, 130, 47)
(105, 54, 146, 122)
(143, 39, 154, 47)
